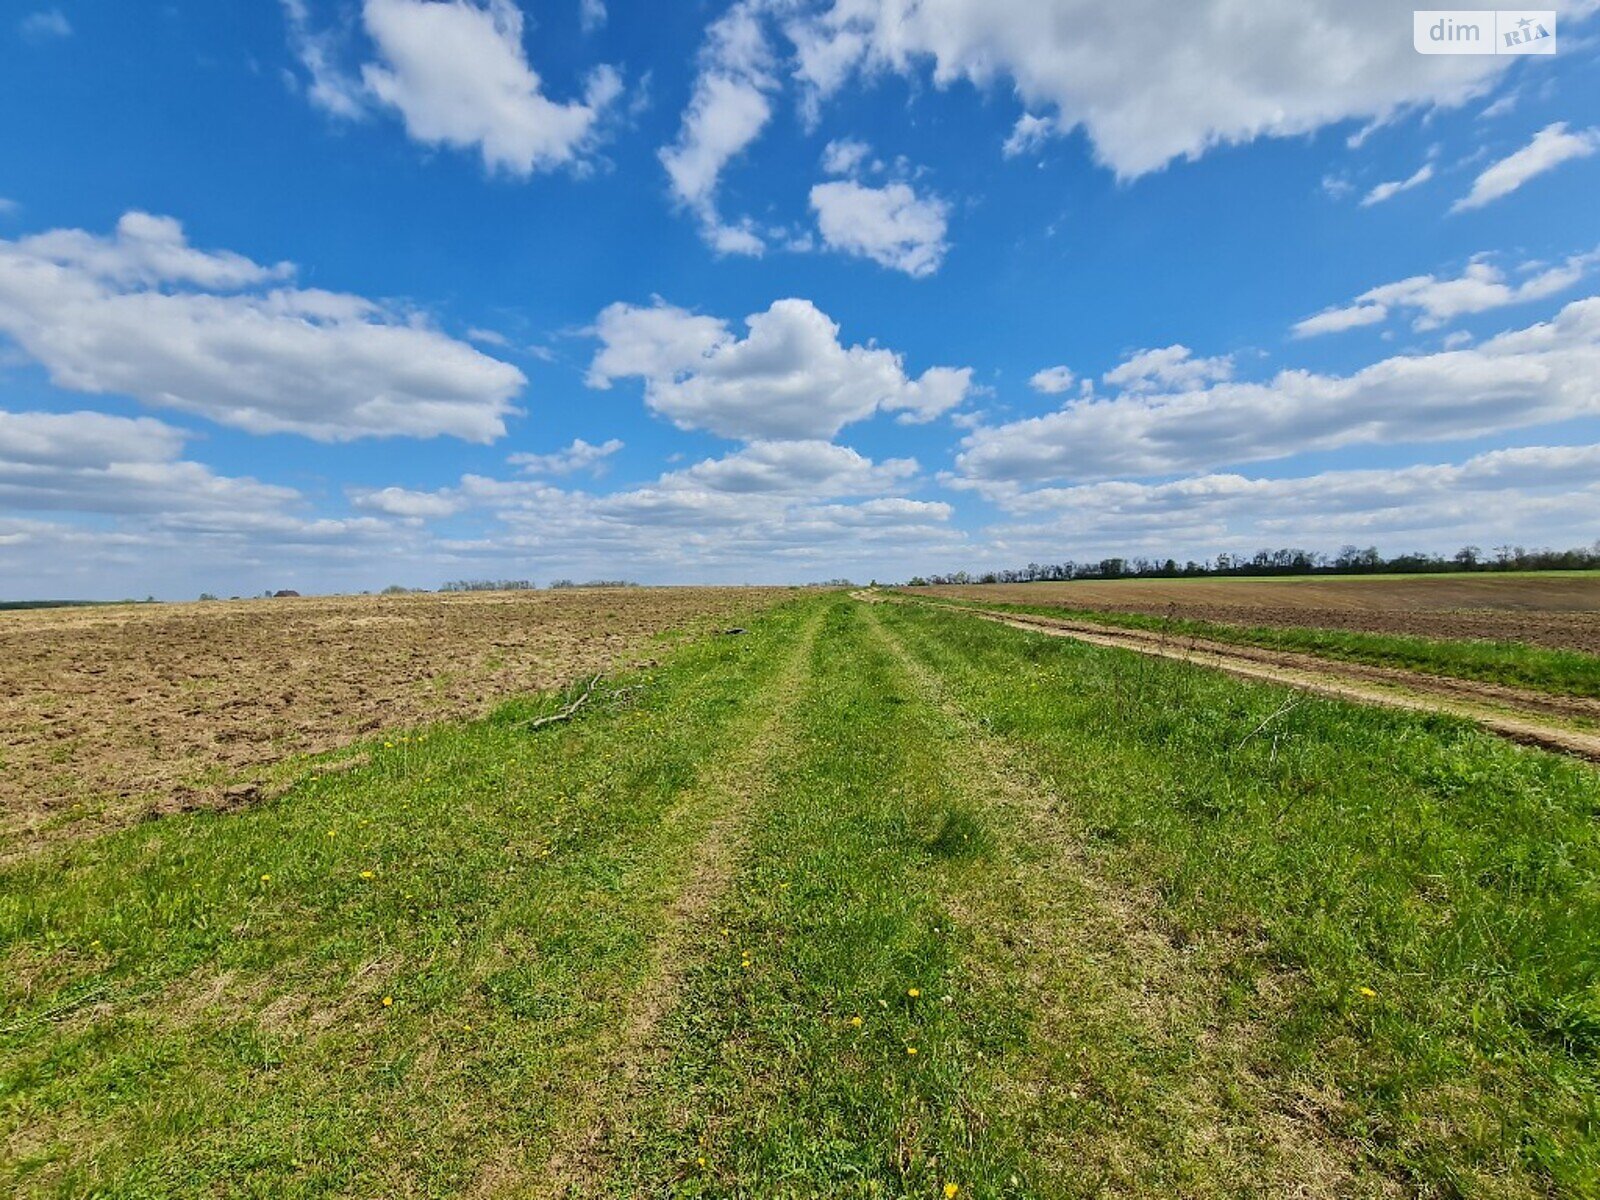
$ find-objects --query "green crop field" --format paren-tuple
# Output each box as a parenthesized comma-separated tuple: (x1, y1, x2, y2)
(4, 593, 1598, 1197)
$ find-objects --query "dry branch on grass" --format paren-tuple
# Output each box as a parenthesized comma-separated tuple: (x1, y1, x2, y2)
(519, 675, 602, 731)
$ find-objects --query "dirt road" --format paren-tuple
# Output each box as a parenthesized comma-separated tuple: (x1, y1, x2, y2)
(865, 592, 1600, 763)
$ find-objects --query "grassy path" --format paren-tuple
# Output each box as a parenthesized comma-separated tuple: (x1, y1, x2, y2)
(4, 593, 1598, 1197)
(1, 599, 818, 1197)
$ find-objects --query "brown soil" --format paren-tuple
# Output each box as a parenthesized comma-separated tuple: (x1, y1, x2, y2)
(0, 588, 795, 852)
(915, 575, 1600, 654)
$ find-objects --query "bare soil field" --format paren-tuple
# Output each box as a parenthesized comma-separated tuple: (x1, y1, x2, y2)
(0, 587, 793, 852)
(913, 573, 1600, 653)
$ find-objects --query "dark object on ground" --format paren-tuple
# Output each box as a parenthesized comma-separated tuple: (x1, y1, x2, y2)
(721, 627, 749, 636)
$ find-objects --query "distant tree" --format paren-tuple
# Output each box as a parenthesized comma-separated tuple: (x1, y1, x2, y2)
(198, 593, 218, 602)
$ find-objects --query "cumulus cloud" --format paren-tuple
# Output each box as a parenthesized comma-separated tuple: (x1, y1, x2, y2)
(330, 446, 953, 583)
(348, 485, 468, 518)
(1453, 122, 1600, 212)
(1028, 365, 1075, 394)
(1361, 162, 1434, 206)
(956, 296, 1600, 485)
(784, 0, 1530, 178)
(821, 137, 872, 176)
(0, 212, 526, 442)
(508, 437, 624, 476)
(1002, 113, 1052, 158)
(1293, 251, 1595, 336)
(1102, 345, 1233, 392)
(587, 297, 972, 440)
(580, 0, 607, 34)
(359, 0, 621, 176)
(976, 444, 1600, 561)
(660, 440, 917, 495)
(659, 1, 777, 255)
(283, 0, 620, 173)
(0, 408, 310, 524)
(809, 179, 950, 277)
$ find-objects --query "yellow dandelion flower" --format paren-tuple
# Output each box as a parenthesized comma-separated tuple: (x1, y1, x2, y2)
(850, 1016, 863, 1028)
(381, 996, 393, 1007)
(259, 873, 271, 883)
(384, 741, 394, 748)
(946, 1185, 961, 1198)
(907, 988, 920, 998)
(1360, 986, 1377, 998)
(697, 1157, 706, 1167)
(906, 1046, 918, 1056)
(361, 870, 375, 880)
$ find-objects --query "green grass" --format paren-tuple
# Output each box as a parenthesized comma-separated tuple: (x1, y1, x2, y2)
(3, 594, 1598, 1197)
(898, 591, 1600, 700)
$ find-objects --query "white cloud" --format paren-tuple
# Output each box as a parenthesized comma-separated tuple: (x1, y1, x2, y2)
(978, 444, 1600, 560)
(358, 0, 620, 177)
(587, 297, 971, 440)
(19, 9, 71, 41)
(280, 0, 368, 120)
(821, 137, 872, 176)
(580, 0, 607, 35)
(1029, 365, 1075, 394)
(1293, 251, 1595, 336)
(1453, 122, 1600, 211)
(0, 408, 311, 525)
(1361, 162, 1434, 206)
(508, 437, 624, 476)
(348, 485, 468, 518)
(1102, 344, 1233, 392)
(785, 0, 1533, 179)
(659, 1, 777, 255)
(0, 212, 525, 442)
(1002, 113, 1052, 158)
(465, 326, 511, 348)
(1291, 304, 1391, 338)
(661, 440, 917, 495)
(809, 179, 949, 277)
(957, 296, 1600, 485)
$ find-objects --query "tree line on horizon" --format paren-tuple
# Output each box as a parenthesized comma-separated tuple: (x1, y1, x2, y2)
(904, 541, 1600, 587)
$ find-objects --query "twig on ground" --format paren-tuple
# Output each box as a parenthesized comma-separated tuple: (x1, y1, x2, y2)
(520, 674, 602, 732)
(1234, 696, 1305, 752)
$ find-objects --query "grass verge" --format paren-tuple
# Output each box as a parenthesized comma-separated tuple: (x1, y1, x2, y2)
(894, 592, 1600, 699)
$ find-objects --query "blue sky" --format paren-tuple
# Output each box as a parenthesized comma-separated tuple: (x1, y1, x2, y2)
(2, 0, 1599, 598)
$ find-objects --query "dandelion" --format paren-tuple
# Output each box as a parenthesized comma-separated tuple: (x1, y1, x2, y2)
(907, 987, 921, 999)
(384, 741, 394, 748)
(696, 1157, 706, 1167)
(361, 870, 376, 880)
(382, 996, 393, 1007)
(260, 873, 271, 883)
(945, 1185, 961, 1198)
(850, 1016, 863, 1028)
(1360, 986, 1377, 998)
(906, 1046, 918, 1056)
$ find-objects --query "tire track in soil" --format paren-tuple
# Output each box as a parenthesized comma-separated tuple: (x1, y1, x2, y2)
(520, 606, 826, 1198)
(874, 593, 1600, 764)
(857, 600, 1401, 1197)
